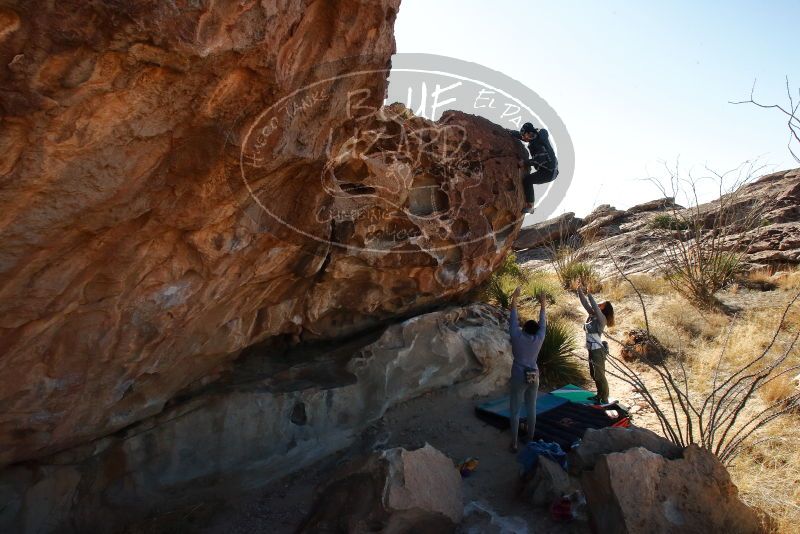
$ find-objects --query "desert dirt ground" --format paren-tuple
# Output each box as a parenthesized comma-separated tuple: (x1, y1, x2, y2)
(124, 276, 800, 533)
(123, 382, 595, 534)
(124, 298, 650, 534)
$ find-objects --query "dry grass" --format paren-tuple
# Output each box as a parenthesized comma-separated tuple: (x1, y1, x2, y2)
(729, 436, 800, 533)
(605, 273, 670, 301)
(660, 296, 729, 341)
(761, 373, 798, 406)
(608, 283, 800, 531)
(734, 269, 780, 292)
(776, 267, 800, 291)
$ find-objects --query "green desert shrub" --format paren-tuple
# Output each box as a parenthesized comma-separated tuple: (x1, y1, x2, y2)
(664, 250, 745, 306)
(482, 253, 569, 309)
(536, 318, 586, 387)
(482, 252, 558, 309)
(523, 270, 563, 304)
(548, 244, 602, 292)
(649, 213, 689, 231)
(557, 260, 602, 293)
(484, 273, 518, 309)
(497, 251, 526, 281)
(479, 252, 527, 308)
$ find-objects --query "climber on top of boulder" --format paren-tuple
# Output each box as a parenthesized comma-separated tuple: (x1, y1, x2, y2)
(506, 122, 559, 214)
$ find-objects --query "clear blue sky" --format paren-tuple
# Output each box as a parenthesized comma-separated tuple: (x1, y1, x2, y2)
(394, 1, 799, 218)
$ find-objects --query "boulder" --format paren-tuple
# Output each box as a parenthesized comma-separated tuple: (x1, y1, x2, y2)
(513, 212, 583, 250)
(299, 444, 462, 533)
(745, 222, 800, 262)
(568, 426, 682, 475)
(578, 210, 628, 240)
(619, 329, 668, 363)
(0, 1, 525, 466)
(626, 197, 680, 214)
(520, 456, 576, 507)
(581, 445, 766, 534)
(383, 445, 464, 523)
(519, 168, 800, 276)
(583, 204, 620, 225)
(0, 303, 509, 533)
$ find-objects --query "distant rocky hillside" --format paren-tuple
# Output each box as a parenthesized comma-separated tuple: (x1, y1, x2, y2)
(515, 168, 800, 276)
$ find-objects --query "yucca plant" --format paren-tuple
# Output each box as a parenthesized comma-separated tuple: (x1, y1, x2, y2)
(497, 251, 526, 281)
(484, 273, 518, 309)
(536, 318, 587, 387)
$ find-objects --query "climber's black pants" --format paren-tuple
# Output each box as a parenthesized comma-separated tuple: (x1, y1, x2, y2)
(522, 168, 557, 203)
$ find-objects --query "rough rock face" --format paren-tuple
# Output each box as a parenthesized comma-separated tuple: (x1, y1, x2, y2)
(567, 427, 683, 475)
(0, 303, 512, 533)
(569, 428, 767, 533)
(299, 443, 463, 533)
(517, 168, 800, 275)
(0, 1, 525, 466)
(581, 445, 765, 534)
(512, 212, 583, 251)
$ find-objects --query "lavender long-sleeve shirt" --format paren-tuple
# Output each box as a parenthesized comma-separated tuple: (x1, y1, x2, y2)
(509, 305, 547, 380)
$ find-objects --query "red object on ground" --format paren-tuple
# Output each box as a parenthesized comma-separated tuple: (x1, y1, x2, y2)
(550, 496, 573, 521)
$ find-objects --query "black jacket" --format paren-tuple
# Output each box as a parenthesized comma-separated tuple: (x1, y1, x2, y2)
(509, 128, 558, 174)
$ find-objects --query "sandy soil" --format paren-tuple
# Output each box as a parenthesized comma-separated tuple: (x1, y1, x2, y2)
(191, 382, 592, 533)
(123, 299, 655, 534)
(126, 290, 777, 534)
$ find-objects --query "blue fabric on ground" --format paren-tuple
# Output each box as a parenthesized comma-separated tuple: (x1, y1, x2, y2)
(475, 392, 569, 420)
(516, 440, 566, 474)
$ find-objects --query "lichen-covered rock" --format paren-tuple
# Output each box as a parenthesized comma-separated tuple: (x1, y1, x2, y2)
(0, 1, 524, 466)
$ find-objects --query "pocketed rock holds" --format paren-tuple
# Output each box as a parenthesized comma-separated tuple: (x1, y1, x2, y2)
(0, 0, 525, 467)
(299, 443, 463, 533)
(567, 426, 682, 475)
(580, 445, 766, 534)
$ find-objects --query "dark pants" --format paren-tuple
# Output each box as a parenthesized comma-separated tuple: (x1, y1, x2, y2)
(589, 348, 609, 403)
(522, 168, 558, 203)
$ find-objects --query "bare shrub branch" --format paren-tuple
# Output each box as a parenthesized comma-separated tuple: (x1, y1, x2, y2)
(601, 246, 800, 464)
(647, 161, 772, 308)
(731, 78, 800, 164)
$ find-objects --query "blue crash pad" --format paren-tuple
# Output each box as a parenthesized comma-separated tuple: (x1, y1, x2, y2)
(475, 392, 569, 422)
